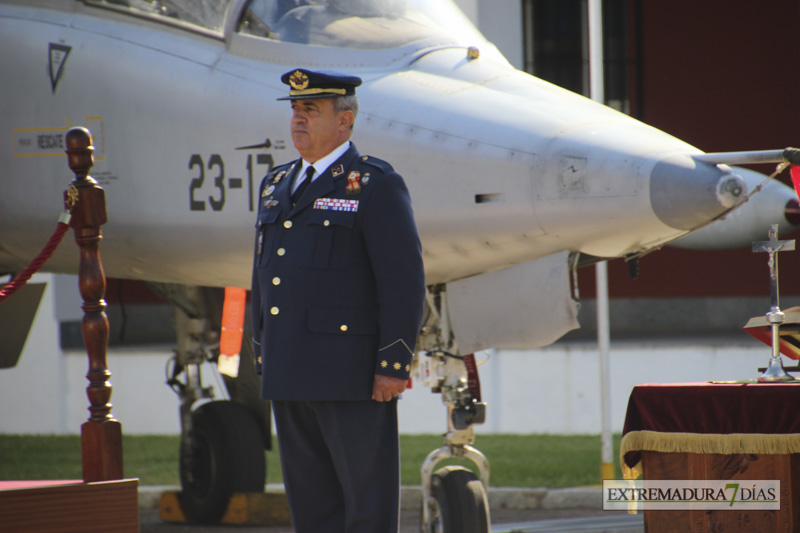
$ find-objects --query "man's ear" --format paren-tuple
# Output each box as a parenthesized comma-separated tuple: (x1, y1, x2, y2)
(339, 110, 355, 130)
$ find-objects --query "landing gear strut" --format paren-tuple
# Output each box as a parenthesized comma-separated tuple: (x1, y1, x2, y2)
(416, 285, 490, 533)
(149, 284, 271, 524)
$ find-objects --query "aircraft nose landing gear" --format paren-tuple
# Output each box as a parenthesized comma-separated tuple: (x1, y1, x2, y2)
(151, 283, 270, 524)
(416, 285, 491, 533)
(416, 348, 490, 533)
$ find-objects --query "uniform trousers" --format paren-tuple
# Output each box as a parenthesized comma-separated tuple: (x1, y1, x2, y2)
(272, 399, 400, 533)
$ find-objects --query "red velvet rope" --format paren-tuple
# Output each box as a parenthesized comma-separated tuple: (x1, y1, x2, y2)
(0, 221, 71, 302)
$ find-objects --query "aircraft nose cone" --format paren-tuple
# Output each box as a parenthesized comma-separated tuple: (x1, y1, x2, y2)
(650, 155, 747, 231)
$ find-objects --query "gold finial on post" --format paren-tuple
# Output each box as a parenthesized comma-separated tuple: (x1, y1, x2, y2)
(65, 126, 124, 482)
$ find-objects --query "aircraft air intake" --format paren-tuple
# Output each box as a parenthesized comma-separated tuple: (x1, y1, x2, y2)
(785, 199, 800, 226)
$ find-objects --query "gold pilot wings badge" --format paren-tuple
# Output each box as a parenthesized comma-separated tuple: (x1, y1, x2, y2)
(314, 198, 359, 212)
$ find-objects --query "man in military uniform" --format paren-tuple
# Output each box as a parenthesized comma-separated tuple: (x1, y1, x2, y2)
(251, 68, 426, 532)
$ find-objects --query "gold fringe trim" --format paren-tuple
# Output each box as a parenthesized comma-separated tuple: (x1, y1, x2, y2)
(289, 88, 346, 96)
(622, 462, 642, 481)
(620, 430, 800, 480)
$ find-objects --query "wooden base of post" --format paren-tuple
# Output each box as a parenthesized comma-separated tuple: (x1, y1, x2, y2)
(0, 479, 139, 533)
(81, 419, 124, 483)
(642, 451, 800, 532)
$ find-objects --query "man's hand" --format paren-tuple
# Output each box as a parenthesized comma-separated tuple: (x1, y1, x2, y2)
(372, 374, 408, 402)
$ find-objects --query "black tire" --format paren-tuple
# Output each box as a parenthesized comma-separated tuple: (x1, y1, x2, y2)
(201, 287, 272, 449)
(179, 400, 266, 523)
(425, 465, 490, 533)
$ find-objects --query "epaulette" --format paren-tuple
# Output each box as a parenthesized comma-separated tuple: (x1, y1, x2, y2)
(357, 155, 394, 174)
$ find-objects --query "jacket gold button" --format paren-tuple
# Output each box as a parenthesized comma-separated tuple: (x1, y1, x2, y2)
(272, 277, 281, 285)
(277, 248, 286, 256)
(284, 220, 293, 229)
(340, 324, 348, 332)
(324, 220, 330, 227)
(270, 307, 279, 315)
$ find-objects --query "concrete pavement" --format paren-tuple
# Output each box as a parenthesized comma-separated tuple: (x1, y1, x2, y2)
(138, 485, 644, 533)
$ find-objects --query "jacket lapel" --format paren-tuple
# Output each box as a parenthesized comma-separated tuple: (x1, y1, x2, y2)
(275, 160, 299, 217)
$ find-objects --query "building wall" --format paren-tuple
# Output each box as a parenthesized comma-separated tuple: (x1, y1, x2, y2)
(623, 0, 800, 300)
(0, 276, 775, 435)
(0, 274, 215, 435)
(455, 0, 524, 69)
(636, 0, 800, 155)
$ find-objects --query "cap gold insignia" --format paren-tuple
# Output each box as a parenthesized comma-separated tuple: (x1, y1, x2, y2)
(289, 70, 309, 90)
(380, 360, 388, 368)
(346, 171, 361, 196)
(393, 362, 401, 370)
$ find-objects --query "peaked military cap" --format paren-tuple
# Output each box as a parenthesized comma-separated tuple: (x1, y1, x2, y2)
(277, 68, 362, 101)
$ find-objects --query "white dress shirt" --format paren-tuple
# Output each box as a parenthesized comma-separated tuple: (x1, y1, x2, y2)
(291, 140, 351, 194)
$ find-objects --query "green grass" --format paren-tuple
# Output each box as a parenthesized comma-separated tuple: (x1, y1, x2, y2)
(400, 434, 623, 488)
(0, 433, 621, 488)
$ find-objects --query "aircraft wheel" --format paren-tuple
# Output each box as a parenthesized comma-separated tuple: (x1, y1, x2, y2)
(424, 465, 490, 533)
(179, 400, 265, 523)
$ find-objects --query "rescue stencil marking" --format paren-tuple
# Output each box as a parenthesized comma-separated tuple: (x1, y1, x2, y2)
(13, 117, 105, 159)
(314, 198, 359, 212)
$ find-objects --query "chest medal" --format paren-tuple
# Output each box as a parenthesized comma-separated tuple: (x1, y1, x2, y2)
(346, 171, 361, 195)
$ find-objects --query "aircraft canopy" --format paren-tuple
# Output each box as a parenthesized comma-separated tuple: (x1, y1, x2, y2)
(85, 0, 487, 49)
(86, 0, 229, 32)
(239, 0, 486, 49)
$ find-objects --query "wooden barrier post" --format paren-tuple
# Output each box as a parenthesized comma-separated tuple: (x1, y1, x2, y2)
(65, 127, 124, 482)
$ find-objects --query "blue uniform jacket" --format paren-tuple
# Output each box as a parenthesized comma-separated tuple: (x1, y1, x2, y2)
(250, 143, 426, 401)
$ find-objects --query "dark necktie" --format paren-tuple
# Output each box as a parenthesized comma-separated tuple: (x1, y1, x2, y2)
(292, 165, 314, 206)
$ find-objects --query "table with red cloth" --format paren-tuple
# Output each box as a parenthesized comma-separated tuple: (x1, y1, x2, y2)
(620, 382, 800, 532)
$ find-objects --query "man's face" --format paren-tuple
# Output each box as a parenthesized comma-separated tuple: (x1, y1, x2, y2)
(290, 98, 350, 163)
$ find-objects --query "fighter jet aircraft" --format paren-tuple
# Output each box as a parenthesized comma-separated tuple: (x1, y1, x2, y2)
(1, 0, 798, 530)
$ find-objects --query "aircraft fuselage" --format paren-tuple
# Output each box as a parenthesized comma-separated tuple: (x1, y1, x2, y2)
(0, 1, 771, 289)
